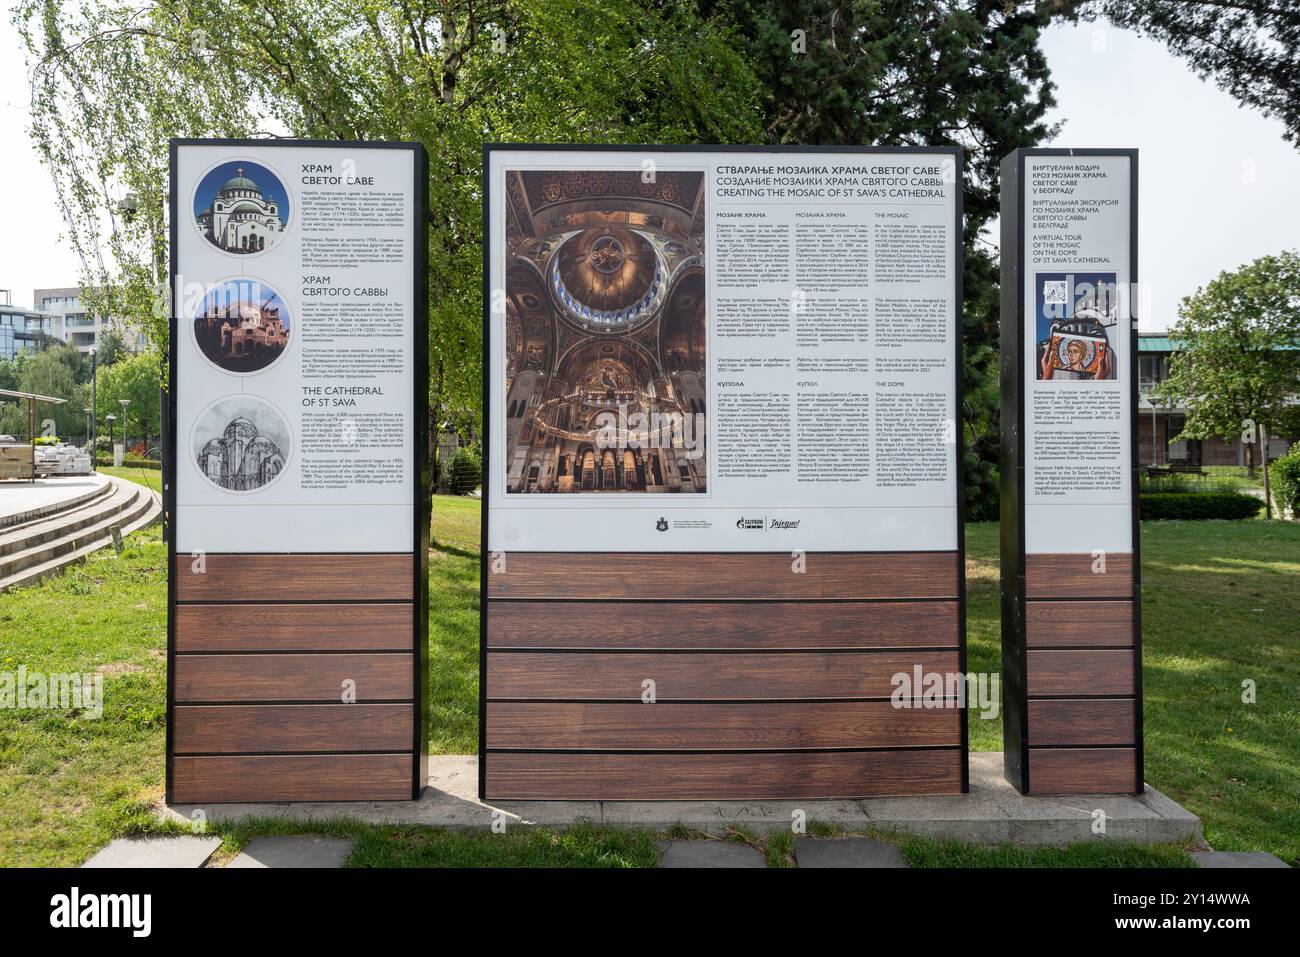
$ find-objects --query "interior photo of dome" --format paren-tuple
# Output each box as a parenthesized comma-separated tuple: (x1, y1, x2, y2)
(503, 169, 707, 493)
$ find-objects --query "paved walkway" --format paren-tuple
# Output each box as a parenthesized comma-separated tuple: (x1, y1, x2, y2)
(0, 474, 107, 527)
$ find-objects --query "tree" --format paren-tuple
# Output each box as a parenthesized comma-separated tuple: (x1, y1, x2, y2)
(15, 0, 765, 496)
(1063, 1, 1300, 146)
(697, 0, 1060, 517)
(16, 348, 88, 439)
(95, 329, 129, 368)
(1155, 252, 1300, 497)
(95, 352, 162, 451)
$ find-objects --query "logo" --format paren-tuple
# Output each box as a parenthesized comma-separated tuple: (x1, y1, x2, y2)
(769, 519, 800, 530)
(736, 517, 764, 530)
(655, 517, 669, 532)
(50, 887, 151, 937)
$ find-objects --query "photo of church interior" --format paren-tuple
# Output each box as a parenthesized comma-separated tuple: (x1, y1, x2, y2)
(503, 169, 707, 493)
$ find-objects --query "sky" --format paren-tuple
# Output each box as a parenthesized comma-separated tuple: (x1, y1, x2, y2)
(1, 17, 1298, 330)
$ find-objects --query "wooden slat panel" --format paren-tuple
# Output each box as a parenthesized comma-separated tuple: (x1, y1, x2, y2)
(175, 653, 412, 702)
(175, 554, 413, 602)
(176, 604, 412, 652)
(486, 701, 960, 750)
(173, 704, 412, 753)
(1027, 699, 1136, 746)
(1025, 553, 1133, 599)
(487, 552, 958, 600)
(171, 754, 411, 803)
(485, 749, 962, 800)
(1026, 649, 1134, 697)
(487, 600, 958, 649)
(1026, 600, 1133, 648)
(487, 651, 957, 700)
(1029, 748, 1137, 794)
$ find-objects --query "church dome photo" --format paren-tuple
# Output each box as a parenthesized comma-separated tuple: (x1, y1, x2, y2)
(193, 160, 290, 256)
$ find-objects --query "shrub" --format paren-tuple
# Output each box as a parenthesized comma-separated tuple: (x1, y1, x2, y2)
(95, 453, 162, 470)
(34, 435, 59, 446)
(1139, 492, 1263, 521)
(1270, 446, 1300, 517)
(445, 447, 481, 494)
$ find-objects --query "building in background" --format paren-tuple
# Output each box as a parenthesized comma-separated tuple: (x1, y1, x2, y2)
(0, 290, 62, 360)
(1138, 333, 1294, 467)
(33, 287, 148, 354)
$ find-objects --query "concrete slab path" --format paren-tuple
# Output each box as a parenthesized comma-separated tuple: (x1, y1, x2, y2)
(166, 752, 1203, 848)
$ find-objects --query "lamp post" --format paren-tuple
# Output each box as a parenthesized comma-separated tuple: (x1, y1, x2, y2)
(118, 398, 131, 463)
(89, 347, 97, 472)
(105, 413, 116, 468)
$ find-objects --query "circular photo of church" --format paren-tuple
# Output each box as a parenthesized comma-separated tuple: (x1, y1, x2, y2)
(191, 277, 292, 374)
(192, 160, 290, 256)
(190, 394, 292, 494)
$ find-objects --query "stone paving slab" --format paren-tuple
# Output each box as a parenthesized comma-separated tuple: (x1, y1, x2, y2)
(658, 840, 766, 868)
(1190, 851, 1290, 869)
(163, 752, 1202, 847)
(228, 836, 353, 869)
(794, 837, 909, 868)
(0, 475, 108, 527)
(83, 836, 221, 868)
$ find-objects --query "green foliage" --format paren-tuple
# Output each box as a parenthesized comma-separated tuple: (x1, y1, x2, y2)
(95, 352, 161, 442)
(1269, 445, 1300, 516)
(14, 0, 767, 448)
(1139, 492, 1264, 521)
(1067, 1, 1300, 147)
(96, 454, 161, 470)
(699, 1, 1058, 518)
(1154, 251, 1300, 470)
(4, 345, 90, 438)
(1139, 473, 1246, 495)
(445, 446, 482, 495)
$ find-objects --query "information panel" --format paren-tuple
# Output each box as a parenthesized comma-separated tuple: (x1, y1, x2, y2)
(486, 146, 962, 552)
(167, 139, 428, 804)
(1000, 148, 1142, 796)
(480, 145, 967, 802)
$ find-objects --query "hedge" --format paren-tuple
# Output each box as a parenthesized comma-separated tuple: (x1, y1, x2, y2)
(1270, 446, 1300, 516)
(95, 454, 162, 470)
(1140, 492, 1263, 521)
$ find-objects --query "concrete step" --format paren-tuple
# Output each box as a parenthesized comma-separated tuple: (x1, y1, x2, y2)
(0, 477, 114, 532)
(0, 480, 141, 560)
(0, 479, 161, 591)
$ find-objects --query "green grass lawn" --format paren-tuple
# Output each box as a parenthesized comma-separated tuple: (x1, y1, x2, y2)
(1, 493, 1296, 867)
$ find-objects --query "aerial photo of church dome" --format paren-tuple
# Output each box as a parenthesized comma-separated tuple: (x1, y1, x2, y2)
(194, 161, 289, 255)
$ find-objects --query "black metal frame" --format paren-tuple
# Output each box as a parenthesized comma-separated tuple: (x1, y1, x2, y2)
(166, 138, 429, 803)
(479, 143, 968, 799)
(999, 147, 1142, 795)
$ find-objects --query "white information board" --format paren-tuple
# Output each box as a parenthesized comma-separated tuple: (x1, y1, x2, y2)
(172, 141, 418, 552)
(1021, 153, 1135, 553)
(486, 146, 962, 552)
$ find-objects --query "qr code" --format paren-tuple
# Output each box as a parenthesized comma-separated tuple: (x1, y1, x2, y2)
(1042, 279, 1069, 304)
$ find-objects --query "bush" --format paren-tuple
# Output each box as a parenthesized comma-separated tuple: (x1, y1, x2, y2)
(1270, 446, 1300, 517)
(445, 447, 481, 494)
(95, 453, 162, 470)
(1140, 492, 1263, 521)
(34, 435, 59, 446)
